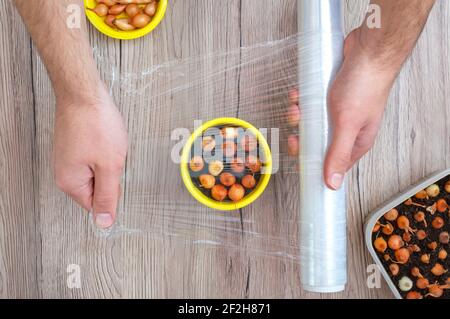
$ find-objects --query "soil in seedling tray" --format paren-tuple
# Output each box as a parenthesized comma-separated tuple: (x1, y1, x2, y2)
(188, 126, 263, 203)
(371, 175, 450, 299)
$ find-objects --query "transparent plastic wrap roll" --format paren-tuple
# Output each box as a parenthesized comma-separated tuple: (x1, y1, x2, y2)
(298, 0, 347, 292)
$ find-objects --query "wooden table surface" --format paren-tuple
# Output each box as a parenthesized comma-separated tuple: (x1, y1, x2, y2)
(0, 0, 449, 298)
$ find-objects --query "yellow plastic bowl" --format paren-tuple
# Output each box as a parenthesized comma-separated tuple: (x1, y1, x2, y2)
(180, 118, 272, 211)
(84, 0, 168, 40)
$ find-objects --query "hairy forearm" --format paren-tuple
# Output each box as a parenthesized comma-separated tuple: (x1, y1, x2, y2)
(14, 0, 102, 103)
(358, 0, 436, 71)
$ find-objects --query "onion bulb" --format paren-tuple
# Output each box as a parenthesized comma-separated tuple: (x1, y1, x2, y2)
(426, 184, 440, 197)
(384, 208, 398, 221)
(398, 276, 413, 292)
(416, 229, 427, 240)
(131, 13, 151, 28)
(202, 136, 216, 152)
(228, 184, 245, 202)
(426, 285, 443, 298)
(381, 222, 394, 235)
(394, 248, 410, 264)
(438, 249, 448, 260)
(406, 291, 422, 299)
(436, 198, 449, 213)
(439, 231, 449, 244)
(445, 180, 450, 193)
(416, 278, 429, 289)
(389, 264, 399, 276)
(420, 254, 430, 264)
(432, 216, 444, 229)
(413, 211, 427, 226)
(219, 173, 236, 187)
(104, 15, 117, 28)
(144, 1, 157, 16)
(108, 4, 127, 15)
(288, 89, 299, 105)
(231, 158, 245, 174)
(372, 223, 381, 233)
(221, 127, 238, 139)
(388, 235, 404, 250)
(114, 18, 135, 31)
(117, 0, 153, 4)
(241, 175, 256, 189)
(402, 231, 412, 242)
(92, 3, 109, 17)
(189, 156, 204, 172)
(246, 155, 261, 173)
(411, 267, 422, 278)
(211, 185, 227, 201)
(98, 0, 117, 6)
(414, 190, 428, 199)
(286, 104, 300, 127)
(199, 174, 215, 189)
(208, 160, 224, 176)
(397, 215, 415, 233)
(427, 241, 438, 250)
(287, 135, 299, 157)
(374, 237, 387, 253)
(125, 3, 141, 18)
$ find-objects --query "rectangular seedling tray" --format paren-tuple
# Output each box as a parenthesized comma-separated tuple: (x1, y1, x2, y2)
(364, 168, 450, 299)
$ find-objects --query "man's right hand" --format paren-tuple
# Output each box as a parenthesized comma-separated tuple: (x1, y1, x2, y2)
(286, 30, 396, 190)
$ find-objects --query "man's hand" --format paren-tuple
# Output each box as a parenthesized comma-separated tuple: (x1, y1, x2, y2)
(14, 0, 129, 228)
(54, 87, 127, 228)
(323, 29, 395, 190)
(287, 0, 435, 190)
(286, 30, 393, 190)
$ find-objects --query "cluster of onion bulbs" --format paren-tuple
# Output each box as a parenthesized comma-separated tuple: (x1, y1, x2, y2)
(90, 0, 159, 30)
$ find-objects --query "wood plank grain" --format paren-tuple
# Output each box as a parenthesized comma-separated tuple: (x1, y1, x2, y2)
(0, 0, 39, 298)
(237, 0, 302, 299)
(30, 7, 123, 298)
(116, 0, 244, 298)
(0, 0, 448, 298)
(346, 0, 450, 299)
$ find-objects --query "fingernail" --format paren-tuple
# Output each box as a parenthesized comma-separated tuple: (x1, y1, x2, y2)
(329, 173, 344, 190)
(95, 213, 113, 229)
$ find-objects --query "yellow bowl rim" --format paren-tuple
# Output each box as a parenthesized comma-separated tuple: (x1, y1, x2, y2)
(180, 118, 272, 211)
(84, 0, 168, 40)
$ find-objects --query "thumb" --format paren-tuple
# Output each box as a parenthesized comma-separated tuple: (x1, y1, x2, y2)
(92, 167, 121, 229)
(324, 122, 359, 190)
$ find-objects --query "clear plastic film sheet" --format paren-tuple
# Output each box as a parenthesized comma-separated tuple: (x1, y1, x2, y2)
(92, 30, 346, 291)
